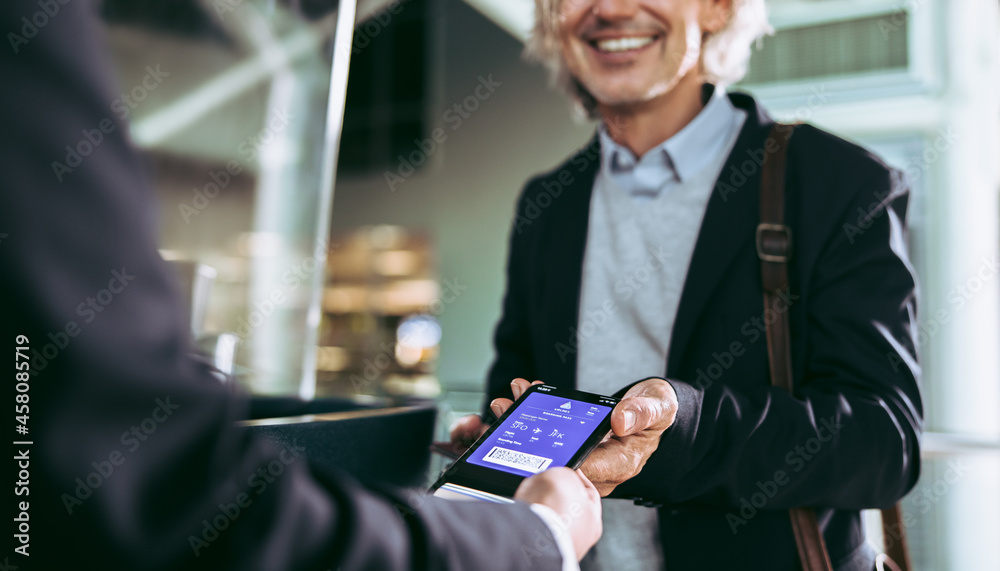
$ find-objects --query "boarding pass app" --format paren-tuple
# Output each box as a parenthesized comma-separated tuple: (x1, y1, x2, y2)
(466, 392, 613, 477)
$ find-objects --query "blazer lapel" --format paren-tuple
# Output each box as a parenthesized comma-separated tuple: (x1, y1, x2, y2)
(540, 137, 601, 389)
(667, 94, 775, 376)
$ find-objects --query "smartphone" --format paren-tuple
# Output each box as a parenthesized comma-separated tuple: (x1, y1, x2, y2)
(430, 384, 619, 502)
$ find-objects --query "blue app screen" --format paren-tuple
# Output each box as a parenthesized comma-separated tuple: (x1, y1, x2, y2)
(467, 392, 613, 477)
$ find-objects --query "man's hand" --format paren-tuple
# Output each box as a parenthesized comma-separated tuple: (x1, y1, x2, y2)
(493, 378, 678, 497)
(515, 467, 602, 561)
(580, 378, 677, 496)
(448, 379, 544, 454)
(447, 414, 489, 454)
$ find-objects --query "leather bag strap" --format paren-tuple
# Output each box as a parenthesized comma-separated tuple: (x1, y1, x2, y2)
(758, 123, 912, 571)
(758, 123, 833, 571)
(880, 503, 913, 571)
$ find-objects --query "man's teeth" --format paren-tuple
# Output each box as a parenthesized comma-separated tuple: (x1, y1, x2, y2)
(595, 36, 655, 53)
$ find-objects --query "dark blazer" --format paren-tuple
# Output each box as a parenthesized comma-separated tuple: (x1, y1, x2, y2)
(0, 1, 565, 569)
(485, 92, 923, 570)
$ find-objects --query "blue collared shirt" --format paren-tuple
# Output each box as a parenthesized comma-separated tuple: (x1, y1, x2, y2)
(598, 85, 745, 202)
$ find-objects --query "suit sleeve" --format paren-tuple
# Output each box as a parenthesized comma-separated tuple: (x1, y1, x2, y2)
(482, 183, 540, 418)
(613, 168, 923, 511)
(0, 2, 564, 569)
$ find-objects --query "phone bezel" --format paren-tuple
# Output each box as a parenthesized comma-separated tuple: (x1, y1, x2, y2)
(430, 384, 620, 497)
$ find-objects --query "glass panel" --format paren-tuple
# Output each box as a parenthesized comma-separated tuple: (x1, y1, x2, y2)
(865, 452, 1000, 569)
(100, 0, 355, 397)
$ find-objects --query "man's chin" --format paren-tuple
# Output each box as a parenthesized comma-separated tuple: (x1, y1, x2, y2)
(588, 88, 659, 111)
(588, 77, 685, 111)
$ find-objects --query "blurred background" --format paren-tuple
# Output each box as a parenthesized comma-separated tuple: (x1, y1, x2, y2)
(96, 0, 998, 568)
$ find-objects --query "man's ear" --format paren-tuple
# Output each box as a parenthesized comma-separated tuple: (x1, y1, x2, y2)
(700, 0, 734, 35)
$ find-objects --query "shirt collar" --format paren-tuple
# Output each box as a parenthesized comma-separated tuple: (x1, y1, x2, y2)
(598, 85, 742, 184)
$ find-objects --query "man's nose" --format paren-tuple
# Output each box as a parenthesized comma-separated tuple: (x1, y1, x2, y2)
(587, 0, 641, 21)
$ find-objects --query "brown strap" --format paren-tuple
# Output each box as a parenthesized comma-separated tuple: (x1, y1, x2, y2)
(789, 508, 834, 571)
(759, 124, 833, 571)
(758, 123, 911, 571)
(881, 503, 913, 571)
(759, 124, 796, 391)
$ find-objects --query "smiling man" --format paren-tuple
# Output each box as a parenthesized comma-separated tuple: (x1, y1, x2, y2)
(452, 0, 923, 569)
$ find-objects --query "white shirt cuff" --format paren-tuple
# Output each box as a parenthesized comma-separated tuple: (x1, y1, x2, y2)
(529, 503, 581, 571)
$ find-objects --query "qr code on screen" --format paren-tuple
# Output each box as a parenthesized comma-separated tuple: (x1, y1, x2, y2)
(482, 446, 553, 473)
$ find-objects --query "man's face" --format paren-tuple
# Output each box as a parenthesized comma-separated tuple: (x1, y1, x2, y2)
(557, 0, 728, 108)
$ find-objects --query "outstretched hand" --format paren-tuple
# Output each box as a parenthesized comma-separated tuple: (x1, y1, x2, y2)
(491, 378, 678, 496)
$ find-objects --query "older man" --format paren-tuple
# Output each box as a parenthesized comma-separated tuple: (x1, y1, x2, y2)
(453, 0, 922, 569)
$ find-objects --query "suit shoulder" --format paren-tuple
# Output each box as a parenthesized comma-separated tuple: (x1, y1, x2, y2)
(791, 124, 903, 187)
(789, 124, 912, 260)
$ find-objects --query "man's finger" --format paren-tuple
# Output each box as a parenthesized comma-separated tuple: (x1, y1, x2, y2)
(610, 396, 663, 437)
(490, 397, 514, 419)
(610, 379, 677, 436)
(510, 378, 532, 400)
(510, 378, 544, 400)
(449, 414, 482, 441)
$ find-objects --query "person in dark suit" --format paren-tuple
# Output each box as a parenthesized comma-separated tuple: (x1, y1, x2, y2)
(0, 0, 603, 569)
(451, 0, 922, 569)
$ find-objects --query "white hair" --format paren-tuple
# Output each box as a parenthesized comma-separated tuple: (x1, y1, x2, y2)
(525, 0, 773, 118)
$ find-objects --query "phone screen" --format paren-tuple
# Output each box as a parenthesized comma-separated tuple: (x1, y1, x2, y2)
(465, 391, 614, 477)
(431, 384, 618, 499)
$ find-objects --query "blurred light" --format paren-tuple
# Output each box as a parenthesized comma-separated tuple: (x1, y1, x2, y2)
(373, 279, 440, 314)
(323, 286, 368, 313)
(236, 231, 284, 257)
(382, 374, 441, 398)
(316, 346, 349, 372)
(159, 249, 184, 261)
(257, 139, 301, 168)
(394, 342, 423, 367)
(396, 314, 441, 349)
(369, 225, 404, 249)
(374, 250, 419, 276)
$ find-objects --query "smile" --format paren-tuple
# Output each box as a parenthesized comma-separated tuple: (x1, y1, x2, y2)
(591, 35, 659, 54)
